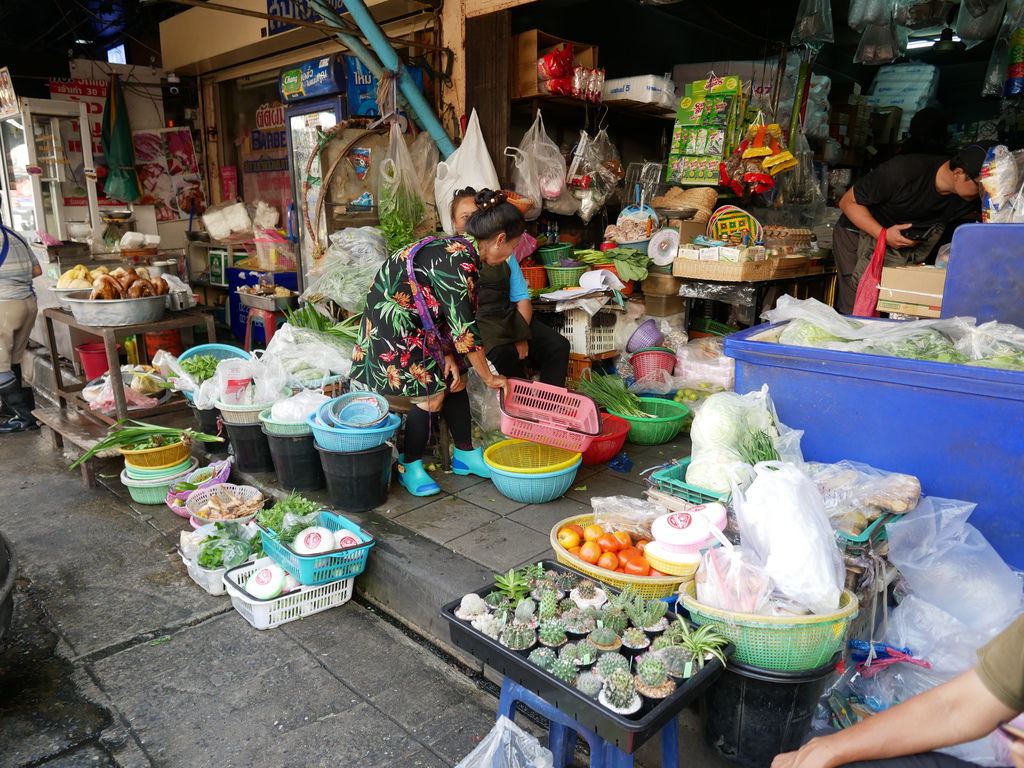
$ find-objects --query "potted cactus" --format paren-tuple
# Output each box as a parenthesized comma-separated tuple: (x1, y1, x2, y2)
(599, 606, 629, 635)
(553, 570, 579, 593)
(528, 646, 558, 671)
(559, 597, 577, 614)
(620, 626, 651, 654)
(575, 638, 598, 667)
(562, 607, 596, 636)
(576, 670, 604, 698)
(493, 600, 516, 626)
(515, 597, 538, 628)
(657, 645, 695, 679)
(588, 626, 622, 652)
(599, 667, 642, 715)
(471, 613, 503, 639)
(627, 594, 669, 633)
(550, 657, 578, 685)
(595, 652, 630, 680)
(538, 618, 568, 648)
(500, 622, 536, 652)
(455, 592, 490, 621)
(650, 635, 675, 652)
(570, 579, 606, 609)
(634, 655, 677, 700)
(537, 590, 559, 621)
(531, 577, 562, 600)
(484, 590, 506, 608)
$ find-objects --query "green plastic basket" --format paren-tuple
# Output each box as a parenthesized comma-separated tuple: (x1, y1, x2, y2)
(258, 408, 313, 436)
(544, 265, 589, 290)
(608, 397, 690, 445)
(648, 458, 726, 504)
(681, 581, 859, 671)
(690, 317, 739, 336)
(536, 243, 572, 265)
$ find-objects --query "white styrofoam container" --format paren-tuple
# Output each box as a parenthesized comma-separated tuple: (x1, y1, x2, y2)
(603, 75, 677, 109)
(223, 557, 353, 630)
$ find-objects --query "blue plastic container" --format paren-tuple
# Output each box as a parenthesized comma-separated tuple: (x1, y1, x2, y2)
(725, 323, 1024, 568)
(489, 457, 582, 504)
(307, 412, 400, 452)
(257, 510, 374, 586)
(177, 344, 251, 404)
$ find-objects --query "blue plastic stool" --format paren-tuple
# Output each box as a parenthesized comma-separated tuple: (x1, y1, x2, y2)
(497, 678, 680, 768)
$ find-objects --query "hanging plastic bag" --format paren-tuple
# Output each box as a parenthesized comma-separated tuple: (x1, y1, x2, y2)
(733, 462, 845, 614)
(525, 112, 568, 201)
(983, 1, 1024, 96)
(852, 230, 886, 317)
(454, 716, 554, 768)
(377, 122, 429, 253)
(792, 0, 835, 48)
(506, 146, 542, 220)
(894, 0, 951, 30)
(409, 131, 440, 213)
(849, 0, 895, 30)
(302, 226, 388, 313)
(435, 110, 500, 234)
(854, 20, 901, 64)
(956, 0, 1006, 47)
(696, 544, 773, 615)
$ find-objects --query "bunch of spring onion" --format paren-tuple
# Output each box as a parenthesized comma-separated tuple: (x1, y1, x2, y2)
(574, 371, 654, 419)
(70, 420, 223, 469)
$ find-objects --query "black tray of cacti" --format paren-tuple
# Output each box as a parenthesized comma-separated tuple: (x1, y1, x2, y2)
(439, 559, 730, 754)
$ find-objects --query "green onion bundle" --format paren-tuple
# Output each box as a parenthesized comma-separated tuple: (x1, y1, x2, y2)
(70, 420, 223, 469)
(574, 371, 654, 419)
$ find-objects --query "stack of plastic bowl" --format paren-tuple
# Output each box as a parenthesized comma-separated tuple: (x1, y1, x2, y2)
(120, 456, 199, 505)
(484, 439, 582, 504)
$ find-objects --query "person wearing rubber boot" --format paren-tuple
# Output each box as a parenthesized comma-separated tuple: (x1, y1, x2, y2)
(352, 189, 523, 496)
(451, 188, 570, 386)
(0, 219, 40, 433)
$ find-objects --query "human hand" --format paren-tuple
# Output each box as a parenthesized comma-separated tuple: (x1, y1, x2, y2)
(443, 355, 461, 391)
(485, 373, 509, 394)
(515, 340, 529, 361)
(771, 737, 838, 768)
(1009, 736, 1024, 768)
(886, 224, 920, 249)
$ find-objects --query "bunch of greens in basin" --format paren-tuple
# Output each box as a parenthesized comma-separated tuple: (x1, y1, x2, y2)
(256, 492, 319, 535)
(574, 371, 653, 418)
(71, 420, 223, 469)
(179, 354, 218, 383)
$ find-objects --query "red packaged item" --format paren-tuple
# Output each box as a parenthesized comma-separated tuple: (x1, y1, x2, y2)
(588, 68, 606, 103)
(537, 44, 573, 80)
(542, 77, 573, 96)
(572, 65, 588, 99)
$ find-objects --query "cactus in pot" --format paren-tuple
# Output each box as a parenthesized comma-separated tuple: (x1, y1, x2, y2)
(528, 646, 557, 671)
(562, 607, 596, 635)
(554, 570, 579, 592)
(484, 590, 506, 608)
(575, 638, 598, 666)
(627, 594, 668, 632)
(571, 579, 606, 609)
(588, 625, 622, 652)
(559, 597, 577, 614)
(515, 597, 537, 626)
(500, 622, 536, 651)
(595, 652, 629, 679)
(634, 655, 676, 699)
(538, 590, 559, 621)
(455, 593, 490, 620)
(658, 645, 695, 677)
(651, 635, 675, 652)
(576, 671, 603, 698)
(599, 606, 629, 635)
(472, 613, 503, 639)
(621, 626, 650, 652)
(600, 668, 641, 714)
(550, 657, 578, 685)
(531, 577, 560, 600)
(538, 618, 568, 648)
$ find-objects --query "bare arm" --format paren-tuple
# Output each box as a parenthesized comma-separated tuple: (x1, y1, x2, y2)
(516, 298, 532, 325)
(465, 348, 507, 392)
(773, 671, 1017, 768)
(32, 264, 41, 278)
(840, 188, 918, 249)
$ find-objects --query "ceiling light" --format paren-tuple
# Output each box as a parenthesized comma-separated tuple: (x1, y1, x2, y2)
(907, 34, 961, 50)
(74, 38, 93, 44)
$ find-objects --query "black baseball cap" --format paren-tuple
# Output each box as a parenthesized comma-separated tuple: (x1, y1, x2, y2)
(952, 141, 1001, 179)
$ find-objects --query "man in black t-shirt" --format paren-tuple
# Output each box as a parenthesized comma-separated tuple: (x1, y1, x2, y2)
(833, 142, 994, 314)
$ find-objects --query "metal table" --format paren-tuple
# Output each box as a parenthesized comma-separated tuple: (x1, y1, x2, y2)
(678, 270, 838, 326)
(42, 307, 216, 425)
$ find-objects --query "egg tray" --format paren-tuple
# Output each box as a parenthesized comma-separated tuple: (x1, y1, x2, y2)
(255, 510, 375, 586)
(439, 559, 731, 754)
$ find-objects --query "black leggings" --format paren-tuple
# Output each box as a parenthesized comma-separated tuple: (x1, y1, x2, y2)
(487, 318, 570, 386)
(403, 389, 473, 463)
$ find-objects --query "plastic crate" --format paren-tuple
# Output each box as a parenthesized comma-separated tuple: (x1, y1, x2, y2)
(689, 317, 739, 337)
(648, 459, 726, 504)
(498, 378, 601, 452)
(562, 308, 618, 356)
(223, 557, 353, 629)
(440, 559, 729, 753)
(725, 322, 1024, 569)
(257, 510, 374, 586)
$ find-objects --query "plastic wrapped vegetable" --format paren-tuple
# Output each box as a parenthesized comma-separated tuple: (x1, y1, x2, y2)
(804, 460, 921, 537)
(696, 544, 773, 615)
(302, 226, 388, 313)
(377, 123, 429, 252)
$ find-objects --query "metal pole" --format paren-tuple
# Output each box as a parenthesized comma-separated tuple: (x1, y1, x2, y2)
(315, 0, 456, 157)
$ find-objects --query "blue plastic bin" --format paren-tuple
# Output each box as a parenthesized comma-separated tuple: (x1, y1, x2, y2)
(724, 323, 1024, 568)
(257, 510, 375, 586)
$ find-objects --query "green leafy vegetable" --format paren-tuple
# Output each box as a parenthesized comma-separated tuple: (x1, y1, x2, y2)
(862, 330, 969, 364)
(778, 320, 849, 348)
(573, 371, 653, 418)
(378, 184, 425, 254)
(70, 420, 223, 469)
(180, 354, 219, 383)
(256, 492, 320, 535)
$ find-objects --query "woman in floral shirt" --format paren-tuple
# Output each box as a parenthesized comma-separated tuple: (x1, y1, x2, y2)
(352, 190, 524, 497)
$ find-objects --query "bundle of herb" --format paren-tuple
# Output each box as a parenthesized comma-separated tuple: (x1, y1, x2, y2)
(179, 354, 219, 383)
(70, 421, 222, 469)
(574, 372, 653, 419)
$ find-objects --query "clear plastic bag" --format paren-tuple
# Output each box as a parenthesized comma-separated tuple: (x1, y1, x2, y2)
(792, 0, 836, 47)
(733, 462, 845, 614)
(264, 324, 353, 387)
(525, 112, 568, 201)
(194, 355, 288, 410)
(894, 0, 954, 30)
(467, 369, 503, 438)
(454, 716, 554, 768)
(673, 337, 735, 391)
(409, 130, 440, 213)
(270, 389, 330, 423)
(981, 145, 1019, 221)
(377, 122, 429, 252)
(804, 460, 921, 537)
(886, 496, 1023, 631)
(954, 319, 1024, 362)
(302, 226, 388, 313)
(854, 20, 901, 64)
(984, 1, 1024, 96)
(696, 544, 774, 615)
(591, 496, 669, 541)
(849, 0, 894, 30)
(955, 0, 1006, 47)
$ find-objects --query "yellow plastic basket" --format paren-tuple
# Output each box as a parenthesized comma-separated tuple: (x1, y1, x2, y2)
(485, 439, 581, 475)
(120, 440, 190, 469)
(549, 514, 689, 599)
(681, 581, 859, 671)
(641, 546, 701, 578)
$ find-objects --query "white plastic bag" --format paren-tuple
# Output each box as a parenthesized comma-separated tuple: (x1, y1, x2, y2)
(436, 110, 500, 234)
(519, 111, 567, 201)
(733, 462, 845, 614)
(302, 226, 388, 313)
(270, 389, 330, 423)
(194, 355, 288, 410)
(696, 545, 773, 615)
(955, 0, 1006, 48)
(848, 0, 894, 30)
(264, 324, 353, 387)
(886, 496, 1023, 631)
(454, 716, 554, 768)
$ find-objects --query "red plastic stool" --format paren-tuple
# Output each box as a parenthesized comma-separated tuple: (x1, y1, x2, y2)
(244, 308, 285, 351)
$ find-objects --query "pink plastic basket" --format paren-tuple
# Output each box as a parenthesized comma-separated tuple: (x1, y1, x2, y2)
(498, 378, 601, 452)
(630, 349, 677, 379)
(165, 458, 234, 517)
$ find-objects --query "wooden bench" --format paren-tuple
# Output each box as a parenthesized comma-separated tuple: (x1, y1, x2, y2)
(32, 407, 120, 488)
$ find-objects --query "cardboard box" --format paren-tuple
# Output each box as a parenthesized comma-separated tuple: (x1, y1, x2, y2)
(877, 265, 946, 317)
(514, 30, 598, 99)
(870, 106, 903, 146)
(676, 220, 708, 244)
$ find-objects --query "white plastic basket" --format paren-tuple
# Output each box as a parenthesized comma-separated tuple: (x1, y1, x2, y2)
(561, 308, 618, 356)
(184, 483, 265, 525)
(179, 550, 230, 596)
(222, 558, 353, 630)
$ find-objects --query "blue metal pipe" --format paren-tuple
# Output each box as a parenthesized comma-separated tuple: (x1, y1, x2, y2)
(307, 0, 387, 79)
(331, 0, 456, 158)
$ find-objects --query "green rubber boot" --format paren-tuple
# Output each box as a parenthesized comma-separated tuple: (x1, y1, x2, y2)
(398, 458, 440, 497)
(452, 447, 491, 479)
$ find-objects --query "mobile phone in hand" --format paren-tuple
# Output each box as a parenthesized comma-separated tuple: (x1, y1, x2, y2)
(999, 723, 1024, 742)
(901, 224, 939, 241)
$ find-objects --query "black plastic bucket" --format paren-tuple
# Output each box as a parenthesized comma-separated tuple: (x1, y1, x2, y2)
(191, 406, 228, 454)
(702, 654, 839, 768)
(263, 429, 324, 491)
(317, 443, 392, 513)
(224, 422, 274, 473)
